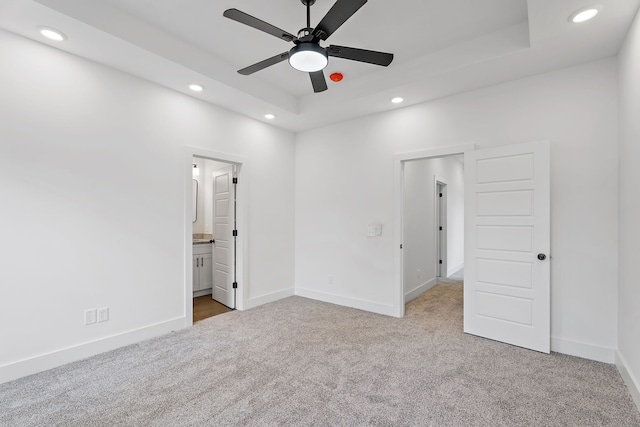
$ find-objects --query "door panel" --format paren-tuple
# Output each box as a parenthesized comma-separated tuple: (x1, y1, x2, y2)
(476, 190, 533, 216)
(476, 153, 534, 183)
(476, 292, 533, 325)
(464, 141, 550, 353)
(476, 259, 533, 288)
(212, 166, 236, 308)
(477, 225, 533, 252)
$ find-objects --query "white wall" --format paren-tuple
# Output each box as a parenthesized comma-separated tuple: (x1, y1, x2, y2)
(446, 159, 465, 275)
(295, 57, 619, 361)
(403, 156, 464, 302)
(0, 30, 295, 383)
(617, 7, 640, 408)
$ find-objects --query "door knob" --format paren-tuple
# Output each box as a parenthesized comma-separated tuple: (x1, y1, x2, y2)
(537, 253, 547, 261)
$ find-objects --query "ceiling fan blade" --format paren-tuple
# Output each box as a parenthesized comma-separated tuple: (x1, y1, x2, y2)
(327, 45, 393, 66)
(238, 52, 290, 75)
(313, 0, 367, 41)
(223, 9, 296, 42)
(309, 71, 328, 93)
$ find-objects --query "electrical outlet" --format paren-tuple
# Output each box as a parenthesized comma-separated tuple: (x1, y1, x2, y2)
(97, 307, 109, 323)
(328, 275, 334, 285)
(84, 309, 97, 325)
(367, 227, 376, 237)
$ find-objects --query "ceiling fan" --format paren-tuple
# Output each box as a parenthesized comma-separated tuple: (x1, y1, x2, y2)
(223, 0, 394, 93)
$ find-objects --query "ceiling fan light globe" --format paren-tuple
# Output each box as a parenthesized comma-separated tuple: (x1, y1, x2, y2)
(289, 43, 328, 72)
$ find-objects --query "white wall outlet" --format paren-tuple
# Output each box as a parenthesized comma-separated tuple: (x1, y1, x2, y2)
(97, 307, 109, 323)
(84, 309, 97, 325)
(367, 227, 376, 237)
(328, 275, 335, 285)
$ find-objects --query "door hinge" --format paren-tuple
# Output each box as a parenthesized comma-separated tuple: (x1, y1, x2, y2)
(232, 282, 238, 289)
(400, 244, 403, 249)
(232, 230, 238, 237)
(439, 226, 443, 231)
(439, 193, 443, 197)
(439, 260, 443, 264)
(232, 177, 238, 184)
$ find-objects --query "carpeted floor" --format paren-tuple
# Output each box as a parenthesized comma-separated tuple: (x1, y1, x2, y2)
(1, 280, 638, 426)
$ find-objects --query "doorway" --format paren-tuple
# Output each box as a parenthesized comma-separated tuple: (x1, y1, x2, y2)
(400, 153, 465, 304)
(191, 157, 237, 322)
(394, 141, 551, 354)
(186, 148, 248, 326)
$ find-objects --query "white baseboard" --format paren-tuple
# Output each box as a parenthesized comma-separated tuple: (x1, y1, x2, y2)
(295, 287, 396, 317)
(551, 336, 616, 363)
(245, 288, 295, 309)
(616, 351, 640, 411)
(447, 262, 464, 277)
(0, 317, 185, 385)
(404, 278, 436, 303)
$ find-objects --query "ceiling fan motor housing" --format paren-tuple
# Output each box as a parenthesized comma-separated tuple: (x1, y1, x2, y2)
(297, 27, 314, 38)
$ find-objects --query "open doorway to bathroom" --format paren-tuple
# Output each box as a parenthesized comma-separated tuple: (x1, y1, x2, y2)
(191, 155, 239, 323)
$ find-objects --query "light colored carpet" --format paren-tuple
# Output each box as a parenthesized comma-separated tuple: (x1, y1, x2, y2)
(1, 282, 638, 426)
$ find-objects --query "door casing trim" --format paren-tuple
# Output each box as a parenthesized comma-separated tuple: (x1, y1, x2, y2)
(393, 143, 475, 317)
(185, 146, 249, 326)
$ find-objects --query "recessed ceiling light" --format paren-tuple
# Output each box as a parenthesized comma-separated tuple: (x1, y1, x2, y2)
(39, 27, 66, 42)
(189, 84, 204, 92)
(391, 97, 404, 104)
(569, 7, 599, 23)
(264, 114, 276, 120)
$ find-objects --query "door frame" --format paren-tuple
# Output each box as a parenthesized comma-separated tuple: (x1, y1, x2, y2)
(435, 179, 447, 278)
(185, 146, 249, 326)
(393, 143, 475, 317)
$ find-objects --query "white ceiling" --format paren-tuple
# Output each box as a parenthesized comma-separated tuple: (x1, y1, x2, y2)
(102, 0, 528, 97)
(0, 0, 638, 132)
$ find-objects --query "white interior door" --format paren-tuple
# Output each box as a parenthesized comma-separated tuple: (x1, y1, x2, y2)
(212, 165, 235, 308)
(464, 141, 550, 353)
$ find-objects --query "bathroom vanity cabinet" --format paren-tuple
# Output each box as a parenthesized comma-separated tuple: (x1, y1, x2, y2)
(193, 244, 213, 295)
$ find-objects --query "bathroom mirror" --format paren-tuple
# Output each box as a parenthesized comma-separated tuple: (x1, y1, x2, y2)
(192, 179, 198, 223)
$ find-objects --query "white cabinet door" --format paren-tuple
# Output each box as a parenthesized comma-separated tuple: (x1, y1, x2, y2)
(200, 253, 213, 290)
(464, 141, 550, 353)
(193, 245, 213, 294)
(193, 255, 201, 292)
(212, 166, 235, 308)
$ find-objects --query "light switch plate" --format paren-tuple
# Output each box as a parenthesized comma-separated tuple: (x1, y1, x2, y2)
(84, 309, 97, 325)
(97, 307, 109, 323)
